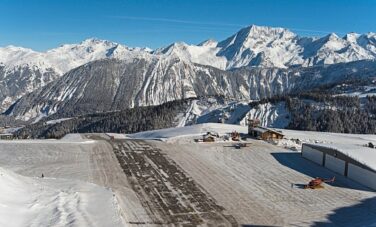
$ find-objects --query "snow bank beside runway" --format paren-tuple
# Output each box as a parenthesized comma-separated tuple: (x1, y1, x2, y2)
(128, 123, 248, 142)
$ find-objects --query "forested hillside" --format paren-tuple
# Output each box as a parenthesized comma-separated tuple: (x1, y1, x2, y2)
(15, 99, 192, 139)
(251, 93, 376, 134)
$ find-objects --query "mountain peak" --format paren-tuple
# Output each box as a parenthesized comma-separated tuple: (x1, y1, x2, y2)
(344, 32, 361, 43)
(198, 39, 218, 47)
(80, 38, 116, 46)
(325, 33, 340, 40)
(244, 24, 295, 37)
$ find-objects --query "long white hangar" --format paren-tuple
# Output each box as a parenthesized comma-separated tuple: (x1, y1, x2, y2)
(302, 143, 376, 191)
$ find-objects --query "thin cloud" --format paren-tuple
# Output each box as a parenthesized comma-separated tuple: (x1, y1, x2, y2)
(289, 28, 345, 36)
(109, 15, 345, 36)
(109, 15, 245, 27)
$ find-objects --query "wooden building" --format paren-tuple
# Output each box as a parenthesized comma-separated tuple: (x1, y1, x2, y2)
(248, 127, 284, 140)
(247, 118, 284, 140)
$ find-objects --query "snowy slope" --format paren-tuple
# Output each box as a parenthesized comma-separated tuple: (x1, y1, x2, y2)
(246, 102, 290, 128)
(0, 166, 122, 227)
(176, 98, 251, 126)
(155, 41, 227, 70)
(6, 59, 376, 122)
(217, 25, 304, 68)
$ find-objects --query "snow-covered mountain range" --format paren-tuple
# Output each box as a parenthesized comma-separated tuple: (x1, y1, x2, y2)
(0, 38, 152, 74)
(155, 25, 376, 69)
(2, 25, 376, 73)
(1, 24, 376, 120)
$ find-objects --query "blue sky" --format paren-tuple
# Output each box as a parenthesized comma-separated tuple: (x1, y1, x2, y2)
(1, 0, 376, 51)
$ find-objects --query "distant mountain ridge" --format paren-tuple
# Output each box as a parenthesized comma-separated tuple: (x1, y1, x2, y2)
(2, 25, 376, 72)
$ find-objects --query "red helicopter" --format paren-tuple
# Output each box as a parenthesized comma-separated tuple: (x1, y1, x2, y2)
(304, 176, 335, 189)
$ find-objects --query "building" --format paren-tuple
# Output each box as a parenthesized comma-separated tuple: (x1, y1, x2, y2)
(247, 118, 284, 140)
(302, 143, 376, 191)
(0, 134, 13, 140)
(248, 127, 284, 140)
(249, 127, 284, 140)
(202, 132, 219, 142)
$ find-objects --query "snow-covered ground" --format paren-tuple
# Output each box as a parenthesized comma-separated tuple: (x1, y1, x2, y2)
(128, 123, 248, 143)
(129, 123, 376, 172)
(151, 138, 376, 226)
(129, 122, 376, 148)
(0, 167, 122, 227)
(278, 128, 376, 151)
(1, 124, 375, 226)
(0, 137, 133, 227)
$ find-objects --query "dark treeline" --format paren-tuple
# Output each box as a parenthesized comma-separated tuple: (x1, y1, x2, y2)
(250, 93, 376, 134)
(15, 99, 192, 139)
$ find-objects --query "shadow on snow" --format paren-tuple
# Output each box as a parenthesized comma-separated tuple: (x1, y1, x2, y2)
(313, 196, 376, 227)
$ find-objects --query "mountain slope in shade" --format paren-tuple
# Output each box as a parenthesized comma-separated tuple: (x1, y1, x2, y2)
(7, 58, 376, 122)
(0, 65, 59, 112)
